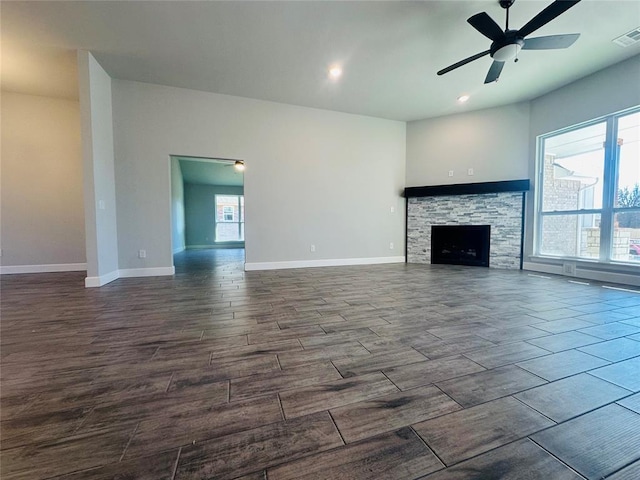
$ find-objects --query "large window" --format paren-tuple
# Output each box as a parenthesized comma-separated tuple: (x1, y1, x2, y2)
(536, 108, 640, 264)
(215, 195, 244, 242)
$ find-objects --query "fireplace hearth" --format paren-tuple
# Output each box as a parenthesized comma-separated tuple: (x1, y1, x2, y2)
(431, 225, 491, 267)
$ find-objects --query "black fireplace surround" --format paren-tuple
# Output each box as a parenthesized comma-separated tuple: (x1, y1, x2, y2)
(431, 225, 491, 267)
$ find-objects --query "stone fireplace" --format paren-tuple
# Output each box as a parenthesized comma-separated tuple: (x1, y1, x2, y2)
(405, 180, 529, 270)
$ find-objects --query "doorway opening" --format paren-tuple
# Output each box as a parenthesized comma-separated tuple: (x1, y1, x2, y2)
(170, 155, 245, 271)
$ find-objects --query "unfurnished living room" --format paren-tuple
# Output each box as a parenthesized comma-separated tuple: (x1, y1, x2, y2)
(1, 1, 640, 479)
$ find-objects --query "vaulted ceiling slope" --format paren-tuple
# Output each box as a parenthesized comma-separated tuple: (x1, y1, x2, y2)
(2, 1, 639, 121)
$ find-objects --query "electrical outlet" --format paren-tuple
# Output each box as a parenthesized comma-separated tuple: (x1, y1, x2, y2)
(467, 168, 474, 176)
(448, 170, 454, 177)
(310, 244, 316, 253)
(390, 206, 395, 213)
(138, 249, 146, 258)
(389, 242, 394, 250)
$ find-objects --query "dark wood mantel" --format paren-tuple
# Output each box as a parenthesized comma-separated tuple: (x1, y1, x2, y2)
(404, 179, 530, 198)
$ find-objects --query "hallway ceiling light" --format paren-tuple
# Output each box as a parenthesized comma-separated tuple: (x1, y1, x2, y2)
(234, 160, 245, 172)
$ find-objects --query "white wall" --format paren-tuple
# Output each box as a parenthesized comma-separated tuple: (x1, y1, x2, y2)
(170, 157, 185, 253)
(406, 102, 530, 187)
(0, 92, 85, 272)
(78, 51, 119, 286)
(111, 80, 406, 270)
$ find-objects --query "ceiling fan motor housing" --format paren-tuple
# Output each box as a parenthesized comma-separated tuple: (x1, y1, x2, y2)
(490, 31, 524, 61)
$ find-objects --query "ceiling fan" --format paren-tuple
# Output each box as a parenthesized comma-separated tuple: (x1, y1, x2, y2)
(437, 0, 582, 84)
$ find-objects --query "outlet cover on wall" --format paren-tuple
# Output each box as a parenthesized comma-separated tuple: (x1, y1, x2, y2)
(310, 244, 316, 253)
(448, 170, 454, 177)
(562, 262, 576, 276)
(138, 249, 147, 258)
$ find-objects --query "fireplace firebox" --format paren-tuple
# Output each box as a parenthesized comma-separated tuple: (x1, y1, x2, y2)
(431, 225, 491, 267)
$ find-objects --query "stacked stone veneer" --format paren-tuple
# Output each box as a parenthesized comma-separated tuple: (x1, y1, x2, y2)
(407, 192, 523, 269)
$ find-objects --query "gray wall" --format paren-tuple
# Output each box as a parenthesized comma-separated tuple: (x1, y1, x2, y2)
(111, 80, 406, 270)
(170, 157, 186, 253)
(0, 92, 85, 269)
(406, 102, 530, 187)
(78, 51, 119, 285)
(185, 184, 244, 248)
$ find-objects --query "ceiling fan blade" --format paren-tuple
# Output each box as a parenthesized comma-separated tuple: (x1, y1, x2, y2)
(468, 12, 505, 41)
(484, 61, 505, 84)
(437, 50, 491, 76)
(523, 33, 580, 50)
(518, 0, 582, 38)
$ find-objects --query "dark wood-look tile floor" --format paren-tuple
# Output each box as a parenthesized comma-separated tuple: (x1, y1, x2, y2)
(1, 248, 640, 479)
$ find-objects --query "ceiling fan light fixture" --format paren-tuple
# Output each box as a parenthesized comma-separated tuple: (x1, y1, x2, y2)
(234, 160, 245, 172)
(492, 42, 522, 62)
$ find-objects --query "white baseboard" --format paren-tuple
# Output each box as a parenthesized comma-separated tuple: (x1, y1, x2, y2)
(85, 269, 119, 288)
(118, 267, 176, 278)
(523, 261, 640, 287)
(0, 263, 87, 274)
(85, 267, 175, 287)
(244, 256, 405, 271)
(173, 246, 185, 254)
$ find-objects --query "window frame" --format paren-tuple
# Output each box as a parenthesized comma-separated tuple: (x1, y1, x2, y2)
(534, 106, 640, 265)
(214, 194, 244, 243)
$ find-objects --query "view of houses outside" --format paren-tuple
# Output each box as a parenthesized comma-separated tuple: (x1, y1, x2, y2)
(215, 195, 245, 242)
(539, 111, 640, 263)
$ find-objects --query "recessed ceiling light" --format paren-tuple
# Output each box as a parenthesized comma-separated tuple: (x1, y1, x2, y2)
(457, 94, 470, 103)
(328, 65, 342, 79)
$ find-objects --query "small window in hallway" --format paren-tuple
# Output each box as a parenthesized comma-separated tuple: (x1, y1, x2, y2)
(215, 194, 244, 242)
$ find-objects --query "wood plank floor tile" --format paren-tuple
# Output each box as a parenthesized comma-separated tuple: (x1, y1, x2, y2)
(52, 449, 179, 479)
(333, 349, 428, 377)
(174, 412, 342, 480)
(515, 373, 632, 422)
(435, 365, 547, 408)
(617, 392, 640, 413)
(277, 341, 370, 369)
(475, 325, 551, 344)
(383, 355, 486, 390)
(413, 396, 554, 465)
(268, 427, 443, 480)
(419, 439, 582, 480)
(125, 394, 282, 459)
(462, 341, 550, 369)
(525, 331, 602, 353)
(578, 322, 640, 340)
(588, 356, 640, 391)
(247, 325, 325, 344)
(1, 405, 93, 450)
(577, 337, 640, 362)
(330, 385, 461, 443)
(532, 404, 640, 480)
(173, 355, 280, 387)
(516, 349, 610, 381)
(606, 461, 640, 480)
(279, 372, 398, 419)
(230, 362, 342, 401)
(0, 424, 137, 479)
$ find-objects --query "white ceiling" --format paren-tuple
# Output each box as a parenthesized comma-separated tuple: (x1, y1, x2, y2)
(2, 1, 639, 121)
